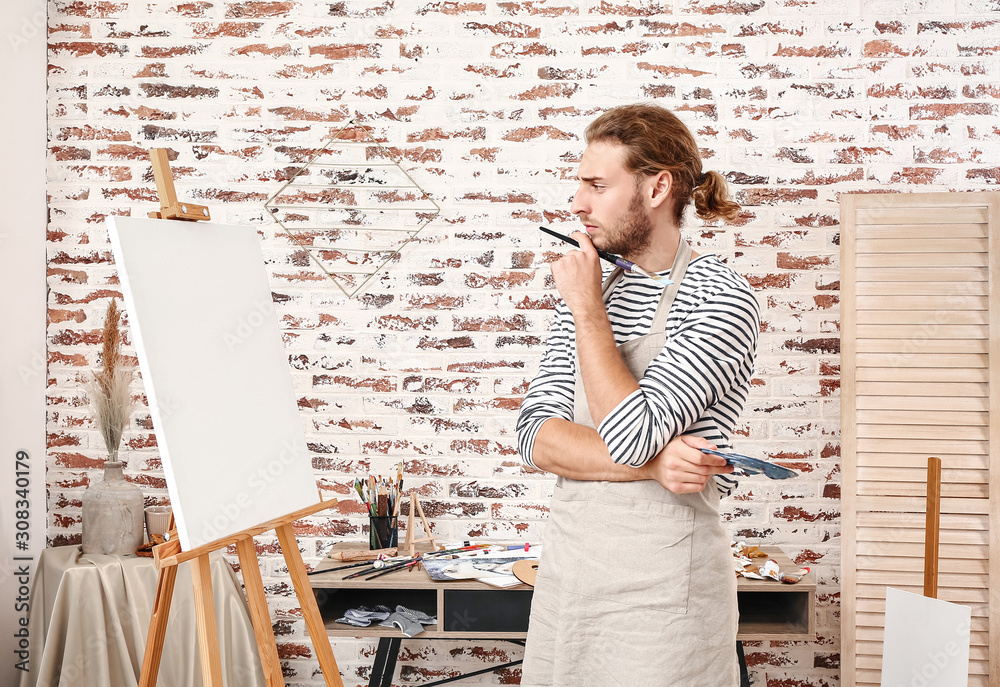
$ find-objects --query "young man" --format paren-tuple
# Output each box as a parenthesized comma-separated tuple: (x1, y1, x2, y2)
(516, 104, 760, 686)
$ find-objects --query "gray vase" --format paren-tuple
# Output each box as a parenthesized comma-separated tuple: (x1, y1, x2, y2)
(81, 460, 144, 555)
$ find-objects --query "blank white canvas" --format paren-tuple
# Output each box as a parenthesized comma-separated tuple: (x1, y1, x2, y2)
(107, 217, 319, 551)
(881, 587, 971, 687)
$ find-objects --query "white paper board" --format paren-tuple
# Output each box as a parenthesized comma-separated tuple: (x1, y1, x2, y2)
(881, 587, 971, 687)
(107, 217, 318, 550)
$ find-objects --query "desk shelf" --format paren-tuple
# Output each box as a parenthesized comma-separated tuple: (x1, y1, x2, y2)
(310, 544, 815, 642)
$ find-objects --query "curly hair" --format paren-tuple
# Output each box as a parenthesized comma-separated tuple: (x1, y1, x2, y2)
(585, 104, 741, 224)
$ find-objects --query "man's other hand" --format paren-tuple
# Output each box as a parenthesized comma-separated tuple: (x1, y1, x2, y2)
(642, 434, 733, 494)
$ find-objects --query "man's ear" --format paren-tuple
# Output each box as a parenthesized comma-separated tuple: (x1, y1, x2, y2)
(648, 170, 672, 209)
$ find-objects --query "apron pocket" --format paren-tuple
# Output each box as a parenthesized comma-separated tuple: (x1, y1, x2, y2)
(552, 484, 694, 616)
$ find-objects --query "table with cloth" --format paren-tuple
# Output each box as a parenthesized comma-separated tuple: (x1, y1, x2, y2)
(18, 545, 266, 687)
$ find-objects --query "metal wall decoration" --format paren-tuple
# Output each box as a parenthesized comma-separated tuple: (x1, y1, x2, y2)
(264, 120, 441, 298)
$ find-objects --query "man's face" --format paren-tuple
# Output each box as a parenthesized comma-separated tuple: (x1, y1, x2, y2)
(571, 140, 655, 259)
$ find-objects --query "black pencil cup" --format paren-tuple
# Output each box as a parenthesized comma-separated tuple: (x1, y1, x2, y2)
(369, 515, 398, 550)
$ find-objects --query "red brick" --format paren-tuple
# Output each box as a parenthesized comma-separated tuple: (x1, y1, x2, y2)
(50, 41, 128, 58)
(967, 168, 999, 184)
(192, 21, 263, 38)
(774, 43, 850, 58)
(513, 83, 581, 100)
(311, 45, 380, 63)
(225, 1, 297, 17)
(408, 126, 485, 142)
(491, 41, 556, 58)
(416, 1, 486, 14)
(54, 1, 128, 17)
(49, 23, 93, 37)
(863, 39, 929, 57)
(638, 62, 712, 78)
(464, 21, 539, 37)
(497, 1, 577, 16)
(737, 189, 819, 205)
(643, 19, 726, 36)
(682, 0, 765, 14)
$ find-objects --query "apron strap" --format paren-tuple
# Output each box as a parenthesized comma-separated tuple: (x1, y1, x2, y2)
(599, 235, 693, 330)
(650, 237, 692, 331)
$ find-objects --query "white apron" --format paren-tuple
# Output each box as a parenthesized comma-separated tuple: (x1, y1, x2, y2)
(521, 240, 739, 687)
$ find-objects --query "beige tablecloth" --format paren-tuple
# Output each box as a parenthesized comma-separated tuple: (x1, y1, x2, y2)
(19, 545, 266, 687)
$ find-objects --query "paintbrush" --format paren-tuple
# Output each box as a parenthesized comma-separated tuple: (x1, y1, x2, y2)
(539, 225, 672, 284)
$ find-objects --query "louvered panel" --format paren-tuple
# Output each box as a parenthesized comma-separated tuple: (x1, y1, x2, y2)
(856, 252, 988, 268)
(856, 396, 990, 412)
(857, 281, 990, 296)
(857, 223, 988, 239)
(841, 192, 1000, 687)
(856, 238, 989, 253)
(855, 381, 988, 397)
(857, 296, 989, 311)
(856, 367, 988, 383)
(856, 205, 989, 224)
(856, 409, 989, 425)
(857, 309, 989, 325)
(857, 655, 991, 676)
(856, 324, 989, 339)
(856, 511, 990, 532)
(854, 495, 990, 515)
(856, 266, 989, 282)
(856, 555, 989, 575)
(856, 583, 990, 605)
(857, 599, 993, 621)
(857, 453, 989, 470)
(856, 482, 989, 499)
(857, 642, 990, 664)
(856, 540, 988, 560)
(856, 339, 989, 354)
(856, 424, 988, 441)
(858, 528, 990, 547)
(857, 465, 988, 482)
(858, 354, 987, 369)
(859, 671, 990, 687)
(856, 438, 988, 455)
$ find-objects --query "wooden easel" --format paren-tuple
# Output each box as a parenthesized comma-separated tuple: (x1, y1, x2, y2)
(400, 491, 436, 558)
(146, 148, 211, 221)
(140, 499, 344, 687)
(137, 150, 344, 687)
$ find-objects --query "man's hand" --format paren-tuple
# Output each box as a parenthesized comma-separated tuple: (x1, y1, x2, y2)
(550, 231, 604, 316)
(641, 434, 733, 494)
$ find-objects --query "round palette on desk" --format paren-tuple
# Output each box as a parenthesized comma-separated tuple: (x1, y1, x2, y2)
(512, 559, 540, 587)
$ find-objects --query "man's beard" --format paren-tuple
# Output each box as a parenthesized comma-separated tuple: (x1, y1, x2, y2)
(594, 191, 654, 258)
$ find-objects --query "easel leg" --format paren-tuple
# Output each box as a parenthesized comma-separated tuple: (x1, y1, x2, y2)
(236, 536, 286, 687)
(139, 564, 178, 687)
(191, 554, 224, 687)
(275, 523, 345, 687)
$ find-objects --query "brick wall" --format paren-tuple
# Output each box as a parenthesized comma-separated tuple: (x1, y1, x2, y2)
(43, 0, 1000, 684)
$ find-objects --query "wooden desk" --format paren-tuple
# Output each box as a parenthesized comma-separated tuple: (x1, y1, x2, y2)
(310, 544, 815, 686)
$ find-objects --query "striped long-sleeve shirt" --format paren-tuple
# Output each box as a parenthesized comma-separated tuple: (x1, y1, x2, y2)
(516, 253, 761, 497)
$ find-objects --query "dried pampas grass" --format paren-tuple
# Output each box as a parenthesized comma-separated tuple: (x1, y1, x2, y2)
(83, 298, 136, 462)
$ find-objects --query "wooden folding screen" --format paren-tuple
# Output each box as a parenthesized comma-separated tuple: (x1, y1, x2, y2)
(841, 192, 1000, 686)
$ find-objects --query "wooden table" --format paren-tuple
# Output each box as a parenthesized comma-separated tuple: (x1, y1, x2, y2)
(310, 544, 815, 686)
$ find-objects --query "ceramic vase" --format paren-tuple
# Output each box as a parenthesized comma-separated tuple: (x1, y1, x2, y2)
(81, 459, 144, 555)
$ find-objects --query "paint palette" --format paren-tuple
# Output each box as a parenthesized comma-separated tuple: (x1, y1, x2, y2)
(701, 448, 798, 480)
